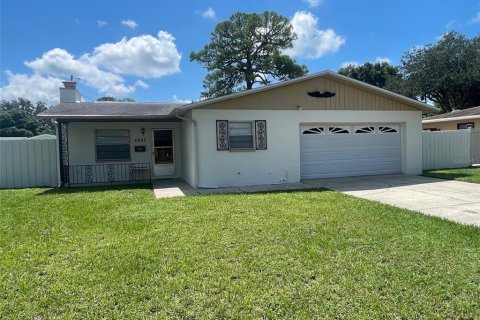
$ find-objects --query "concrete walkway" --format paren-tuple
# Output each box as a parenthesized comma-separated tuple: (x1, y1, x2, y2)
(153, 175, 480, 227)
(152, 179, 311, 198)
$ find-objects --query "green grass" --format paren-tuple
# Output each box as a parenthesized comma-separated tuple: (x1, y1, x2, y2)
(423, 166, 480, 184)
(1, 186, 479, 319)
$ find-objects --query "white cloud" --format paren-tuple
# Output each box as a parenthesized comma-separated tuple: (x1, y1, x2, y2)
(303, 0, 322, 7)
(340, 57, 392, 69)
(285, 11, 345, 59)
(26, 48, 136, 97)
(0, 71, 63, 105)
(200, 7, 216, 20)
(0, 31, 181, 103)
(121, 19, 138, 29)
(340, 61, 359, 68)
(97, 20, 108, 28)
(468, 11, 480, 24)
(90, 31, 181, 78)
(374, 56, 391, 64)
(134, 80, 149, 89)
(172, 95, 192, 104)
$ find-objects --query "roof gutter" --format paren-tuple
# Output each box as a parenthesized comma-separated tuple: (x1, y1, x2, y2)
(422, 115, 480, 123)
(37, 114, 175, 119)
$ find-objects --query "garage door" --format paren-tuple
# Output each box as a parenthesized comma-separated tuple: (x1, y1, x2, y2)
(300, 124, 401, 179)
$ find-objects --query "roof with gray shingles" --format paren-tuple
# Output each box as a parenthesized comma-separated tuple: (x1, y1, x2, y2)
(38, 102, 188, 119)
(423, 106, 480, 120)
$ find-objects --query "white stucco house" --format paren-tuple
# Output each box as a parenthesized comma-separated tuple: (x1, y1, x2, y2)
(39, 70, 436, 188)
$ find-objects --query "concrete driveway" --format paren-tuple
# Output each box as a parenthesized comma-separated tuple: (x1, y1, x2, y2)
(309, 174, 480, 227)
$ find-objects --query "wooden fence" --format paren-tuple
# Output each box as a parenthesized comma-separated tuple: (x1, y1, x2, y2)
(0, 138, 58, 188)
(423, 129, 480, 170)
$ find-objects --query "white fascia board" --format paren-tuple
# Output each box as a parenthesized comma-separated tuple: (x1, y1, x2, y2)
(422, 115, 480, 123)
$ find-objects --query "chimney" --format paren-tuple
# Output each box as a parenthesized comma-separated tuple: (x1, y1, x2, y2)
(59, 77, 81, 103)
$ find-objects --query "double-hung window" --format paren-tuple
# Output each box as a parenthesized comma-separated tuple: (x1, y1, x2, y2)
(228, 122, 254, 150)
(95, 129, 131, 161)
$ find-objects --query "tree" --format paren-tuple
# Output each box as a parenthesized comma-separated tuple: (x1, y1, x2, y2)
(97, 96, 135, 102)
(190, 11, 308, 98)
(337, 62, 414, 97)
(400, 31, 480, 112)
(0, 98, 55, 137)
(97, 96, 116, 102)
(338, 62, 400, 88)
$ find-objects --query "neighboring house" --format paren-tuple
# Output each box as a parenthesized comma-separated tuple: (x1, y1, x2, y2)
(39, 70, 436, 188)
(422, 106, 480, 131)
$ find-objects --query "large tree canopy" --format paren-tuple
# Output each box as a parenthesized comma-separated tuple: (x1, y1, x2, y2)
(400, 32, 480, 112)
(338, 62, 400, 88)
(0, 98, 54, 137)
(190, 11, 308, 98)
(338, 62, 408, 91)
(338, 62, 416, 99)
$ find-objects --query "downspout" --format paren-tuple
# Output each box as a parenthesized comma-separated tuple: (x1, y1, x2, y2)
(173, 109, 199, 188)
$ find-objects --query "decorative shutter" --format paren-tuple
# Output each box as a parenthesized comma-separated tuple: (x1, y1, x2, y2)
(216, 120, 229, 151)
(255, 120, 267, 150)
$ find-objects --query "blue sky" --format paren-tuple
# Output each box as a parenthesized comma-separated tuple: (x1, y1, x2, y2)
(1, 0, 479, 105)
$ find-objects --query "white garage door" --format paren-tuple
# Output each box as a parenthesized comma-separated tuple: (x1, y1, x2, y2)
(300, 124, 401, 179)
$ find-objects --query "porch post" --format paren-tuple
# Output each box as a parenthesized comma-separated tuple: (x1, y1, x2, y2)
(58, 121, 70, 186)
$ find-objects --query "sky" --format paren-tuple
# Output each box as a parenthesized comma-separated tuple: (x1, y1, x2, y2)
(1, 0, 479, 105)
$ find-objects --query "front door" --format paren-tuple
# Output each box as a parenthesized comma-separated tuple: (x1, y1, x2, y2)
(152, 129, 175, 177)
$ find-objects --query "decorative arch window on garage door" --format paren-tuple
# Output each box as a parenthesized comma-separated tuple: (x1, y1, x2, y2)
(328, 126, 350, 134)
(302, 127, 325, 134)
(379, 126, 398, 133)
(354, 126, 375, 134)
(216, 120, 267, 151)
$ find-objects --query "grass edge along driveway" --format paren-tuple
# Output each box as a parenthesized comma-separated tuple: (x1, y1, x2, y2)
(423, 166, 480, 184)
(1, 185, 479, 319)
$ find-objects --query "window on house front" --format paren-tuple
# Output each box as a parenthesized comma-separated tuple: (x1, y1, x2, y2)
(457, 122, 474, 129)
(228, 122, 254, 150)
(95, 129, 131, 161)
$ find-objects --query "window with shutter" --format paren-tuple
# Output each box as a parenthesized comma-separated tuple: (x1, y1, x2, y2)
(216, 120, 267, 151)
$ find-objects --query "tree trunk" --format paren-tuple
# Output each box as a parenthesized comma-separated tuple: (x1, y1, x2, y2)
(245, 54, 253, 90)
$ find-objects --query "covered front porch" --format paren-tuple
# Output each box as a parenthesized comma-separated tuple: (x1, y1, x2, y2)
(58, 119, 188, 186)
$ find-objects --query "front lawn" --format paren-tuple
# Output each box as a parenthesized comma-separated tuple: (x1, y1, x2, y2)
(1, 186, 479, 319)
(423, 166, 480, 184)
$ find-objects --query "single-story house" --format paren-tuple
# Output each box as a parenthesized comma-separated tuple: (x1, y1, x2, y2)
(39, 70, 436, 188)
(422, 106, 480, 131)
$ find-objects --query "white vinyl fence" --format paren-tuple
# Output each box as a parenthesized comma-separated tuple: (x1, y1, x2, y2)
(0, 139, 58, 188)
(423, 129, 480, 170)
(472, 129, 480, 165)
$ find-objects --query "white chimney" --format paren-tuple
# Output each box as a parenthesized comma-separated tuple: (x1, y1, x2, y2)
(59, 79, 81, 103)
